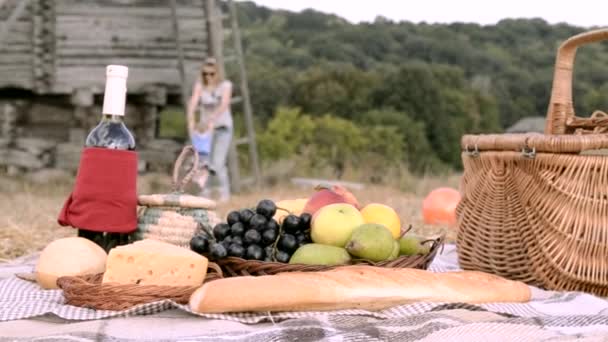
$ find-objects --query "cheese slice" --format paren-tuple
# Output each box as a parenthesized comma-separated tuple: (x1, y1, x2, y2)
(35, 237, 108, 289)
(102, 239, 208, 287)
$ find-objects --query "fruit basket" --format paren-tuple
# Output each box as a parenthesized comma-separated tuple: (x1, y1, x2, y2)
(190, 188, 445, 277)
(214, 235, 443, 277)
(457, 28, 608, 296)
(133, 145, 221, 248)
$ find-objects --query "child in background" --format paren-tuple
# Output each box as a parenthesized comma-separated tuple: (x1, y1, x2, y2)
(191, 129, 213, 192)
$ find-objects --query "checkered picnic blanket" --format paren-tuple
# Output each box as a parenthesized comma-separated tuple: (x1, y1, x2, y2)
(3, 245, 608, 341)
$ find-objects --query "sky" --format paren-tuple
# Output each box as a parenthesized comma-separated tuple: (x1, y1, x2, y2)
(242, 0, 606, 28)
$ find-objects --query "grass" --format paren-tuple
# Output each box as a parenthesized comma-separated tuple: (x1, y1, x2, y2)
(0, 171, 460, 261)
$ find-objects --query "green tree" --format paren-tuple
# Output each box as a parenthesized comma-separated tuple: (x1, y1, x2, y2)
(354, 108, 444, 172)
(290, 63, 379, 118)
(229, 2, 608, 174)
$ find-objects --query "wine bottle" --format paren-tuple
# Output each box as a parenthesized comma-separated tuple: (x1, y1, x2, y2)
(80, 65, 135, 251)
(85, 65, 135, 150)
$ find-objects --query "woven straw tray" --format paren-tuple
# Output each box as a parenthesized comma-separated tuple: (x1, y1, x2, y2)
(214, 236, 443, 277)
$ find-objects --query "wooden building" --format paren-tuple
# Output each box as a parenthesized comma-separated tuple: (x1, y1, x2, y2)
(0, 0, 239, 175)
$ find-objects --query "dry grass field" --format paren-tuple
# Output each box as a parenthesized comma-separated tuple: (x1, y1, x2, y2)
(0, 171, 460, 261)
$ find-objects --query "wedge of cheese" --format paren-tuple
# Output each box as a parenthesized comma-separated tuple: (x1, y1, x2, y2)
(102, 239, 208, 287)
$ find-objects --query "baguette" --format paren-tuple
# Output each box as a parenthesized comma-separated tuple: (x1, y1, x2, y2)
(189, 265, 530, 313)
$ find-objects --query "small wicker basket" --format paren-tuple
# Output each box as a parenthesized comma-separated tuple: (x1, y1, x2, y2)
(133, 145, 220, 248)
(456, 28, 608, 296)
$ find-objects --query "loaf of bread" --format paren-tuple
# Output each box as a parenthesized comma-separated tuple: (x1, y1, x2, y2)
(36, 237, 107, 289)
(189, 265, 530, 313)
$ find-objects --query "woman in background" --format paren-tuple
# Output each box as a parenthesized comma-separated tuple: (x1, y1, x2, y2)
(187, 58, 233, 202)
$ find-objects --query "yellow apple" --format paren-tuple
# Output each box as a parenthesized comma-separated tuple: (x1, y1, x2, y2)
(360, 203, 402, 239)
(311, 203, 365, 247)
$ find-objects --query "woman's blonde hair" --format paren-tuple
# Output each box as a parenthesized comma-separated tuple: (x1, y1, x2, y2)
(200, 57, 222, 86)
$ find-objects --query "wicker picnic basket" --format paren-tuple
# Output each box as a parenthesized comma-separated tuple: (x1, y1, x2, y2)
(456, 28, 608, 296)
(133, 145, 221, 248)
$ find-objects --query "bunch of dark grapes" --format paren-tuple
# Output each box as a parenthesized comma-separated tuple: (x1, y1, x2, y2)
(190, 199, 281, 262)
(190, 199, 314, 263)
(274, 213, 312, 262)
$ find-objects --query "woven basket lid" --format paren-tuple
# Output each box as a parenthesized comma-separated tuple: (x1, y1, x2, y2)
(138, 145, 217, 210)
(138, 193, 216, 209)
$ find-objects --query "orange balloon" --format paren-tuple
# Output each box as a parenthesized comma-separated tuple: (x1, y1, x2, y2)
(422, 187, 461, 227)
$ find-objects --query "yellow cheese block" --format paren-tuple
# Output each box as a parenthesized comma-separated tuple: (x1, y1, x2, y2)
(35, 237, 107, 289)
(102, 239, 208, 287)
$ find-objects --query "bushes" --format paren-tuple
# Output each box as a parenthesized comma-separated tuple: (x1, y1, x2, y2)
(257, 106, 446, 181)
(255, 61, 502, 172)
(257, 107, 315, 160)
(258, 107, 367, 176)
(354, 108, 445, 173)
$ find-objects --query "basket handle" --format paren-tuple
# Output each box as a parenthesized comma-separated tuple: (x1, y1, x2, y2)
(171, 145, 199, 193)
(545, 28, 608, 134)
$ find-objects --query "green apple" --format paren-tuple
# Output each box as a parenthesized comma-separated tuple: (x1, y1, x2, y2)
(311, 203, 365, 247)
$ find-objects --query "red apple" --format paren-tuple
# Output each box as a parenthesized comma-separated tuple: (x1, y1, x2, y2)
(303, 184, 360, 215)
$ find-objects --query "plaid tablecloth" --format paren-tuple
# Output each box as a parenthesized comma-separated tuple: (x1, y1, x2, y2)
(2, 245, 608, 341)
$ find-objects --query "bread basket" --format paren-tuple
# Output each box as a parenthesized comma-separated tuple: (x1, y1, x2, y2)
(57, 264, 223, 311)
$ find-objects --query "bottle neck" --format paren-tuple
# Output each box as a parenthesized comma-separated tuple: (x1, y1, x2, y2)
(100, 114, 124, 123)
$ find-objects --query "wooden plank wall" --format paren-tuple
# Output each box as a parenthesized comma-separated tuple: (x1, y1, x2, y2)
(53, 0, 210, 94)
(0, 1, 214, 173)
(0, 0, 34, 90)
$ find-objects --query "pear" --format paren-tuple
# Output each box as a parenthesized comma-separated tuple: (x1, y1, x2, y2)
(419, 243, 431, 255)
(399, 234, 428, 256)
(387, 240, 400, 260)
(345, 223, 395, 262)
(289, 244, 351, 266)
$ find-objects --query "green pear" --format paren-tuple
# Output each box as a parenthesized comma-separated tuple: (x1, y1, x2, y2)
(387, 240, 400, 260)
(345, 223, 395, 262)
(398, 235, 427, 256)
(289, 244, 351, 265)
(419, 243, 431, 255)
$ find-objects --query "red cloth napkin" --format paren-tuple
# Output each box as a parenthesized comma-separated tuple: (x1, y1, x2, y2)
(58, 147, 138, 233)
